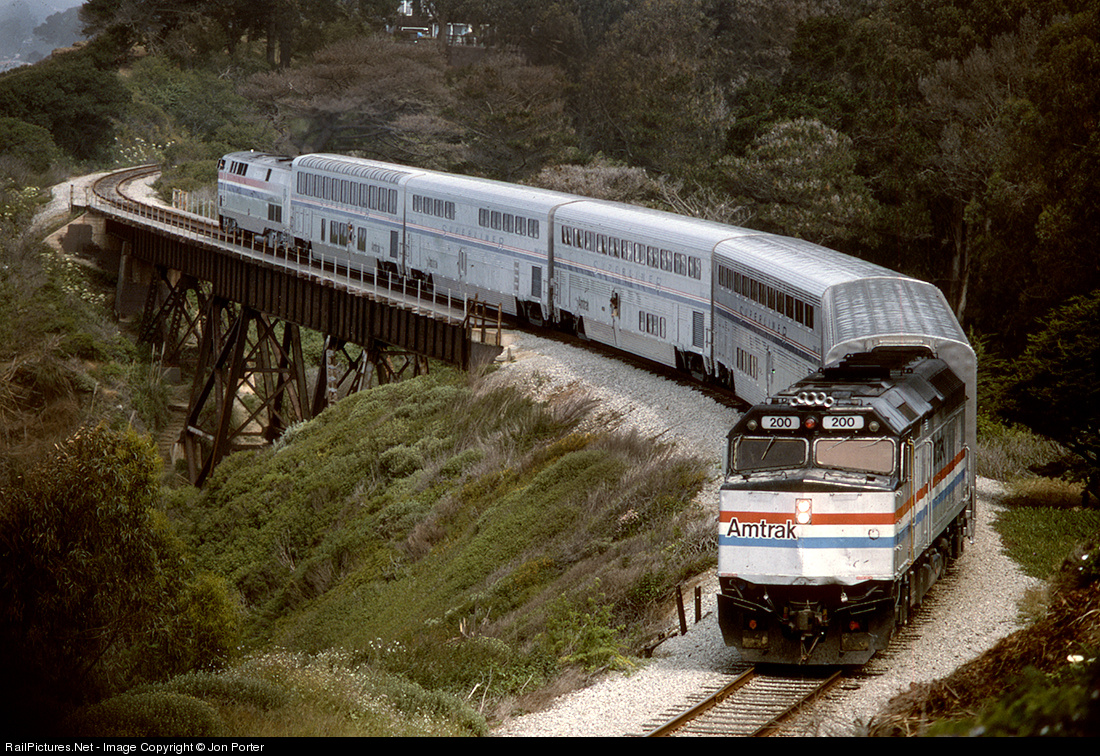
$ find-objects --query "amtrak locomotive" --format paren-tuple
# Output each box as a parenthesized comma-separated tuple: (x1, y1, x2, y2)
(719, 347, 973, 664)
(217, 150, 976, 665)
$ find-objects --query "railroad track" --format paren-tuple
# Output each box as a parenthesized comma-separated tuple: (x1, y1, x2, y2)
(92, 163, 160, 208)
(88, 165, 474, 321)
(88, 165, 748, 410)
(92, 164, 223, 238)
(642, 667, 844, 737)
(637, 565, 961, 738)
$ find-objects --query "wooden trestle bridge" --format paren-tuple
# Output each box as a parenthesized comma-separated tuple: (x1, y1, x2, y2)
(75, 165, 502, 485)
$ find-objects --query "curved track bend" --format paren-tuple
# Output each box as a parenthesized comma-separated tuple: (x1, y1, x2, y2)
(88, 165, 746, 409)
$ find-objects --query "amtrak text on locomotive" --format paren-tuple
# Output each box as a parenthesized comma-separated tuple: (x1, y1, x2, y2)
(726, 518, 798, 540)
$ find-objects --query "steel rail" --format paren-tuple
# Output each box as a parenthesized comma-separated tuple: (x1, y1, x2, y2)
(750, 669, 842, 736)
(644, 668, 843, 737)
(645, 668, 757, 736)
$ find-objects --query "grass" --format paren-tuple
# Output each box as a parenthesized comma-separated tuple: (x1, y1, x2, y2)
(64, 650, 487, 737)
(978, 415, 1099, 580)
(0, 219, 154, 484)
(160, 366, 713, 731)
(993, 502, 1100, 582)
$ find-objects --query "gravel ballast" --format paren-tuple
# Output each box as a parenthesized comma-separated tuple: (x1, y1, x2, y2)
(488, 331, 1040, 737)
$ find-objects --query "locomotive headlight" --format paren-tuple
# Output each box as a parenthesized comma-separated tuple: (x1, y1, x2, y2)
(795, 498, 812, 525)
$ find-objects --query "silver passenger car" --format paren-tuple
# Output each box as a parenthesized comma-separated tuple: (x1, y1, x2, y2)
(217, 150, 973, 434)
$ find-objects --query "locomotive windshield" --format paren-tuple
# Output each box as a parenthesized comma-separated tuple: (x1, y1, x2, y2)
(731, 435, 897, 477)
(813, 437, 896, 475)
(732, 437, 808, 472)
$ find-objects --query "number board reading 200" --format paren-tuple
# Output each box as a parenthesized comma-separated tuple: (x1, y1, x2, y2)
(761, 415, 867, 431)
(822, 415, 865, 430)
(761, 416, 799, 430)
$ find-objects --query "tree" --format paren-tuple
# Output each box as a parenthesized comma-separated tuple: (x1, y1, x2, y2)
(530, 157, 661, 204)
(1004, 291, 1100, 505)
(473, 0, 606, 69)
(448, 53, 576, 180)
(704, 0, 834, 89)
(723, 9, 940, 273)
(715, 118, 882, 247)
(577, 0, 727, 173)
(723, 2, 1097, 320)
(916, 18, 1041, 318)
(0, 51, 129, 161)
(242, 34, 460, 164)
(81, 0, 394, 68)
(79, 0, 205, 57)
(964, 8, 1100, 346)
(126, 56, 270, 144)
(0, 118, 62, 173)
(0, 426, 238, 731)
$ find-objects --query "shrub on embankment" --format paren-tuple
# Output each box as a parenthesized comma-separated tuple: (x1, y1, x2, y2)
(155, 365, 712, 731)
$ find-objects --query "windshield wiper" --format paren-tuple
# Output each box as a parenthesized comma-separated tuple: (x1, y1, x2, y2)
(760, 436, 778, 461)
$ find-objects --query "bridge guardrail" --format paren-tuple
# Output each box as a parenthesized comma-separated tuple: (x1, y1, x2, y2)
(87, 166, 504, 338)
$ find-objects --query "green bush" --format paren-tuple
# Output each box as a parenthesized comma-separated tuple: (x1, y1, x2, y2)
(215, 650, 487, 737)
(379, 443, 424, 478)
(0, 427, 241, 731)
(174, 369, 710, 723)
(542, 588, 634, 672)
(158, 670, 289, 710)
(0, 118, 62, 173)
(439, 447, 485, 478)
(63, 691, 223, 737)
(0, 50, 129, 161)
(128, 360, 172, 433)
(399, 634, 541, 697)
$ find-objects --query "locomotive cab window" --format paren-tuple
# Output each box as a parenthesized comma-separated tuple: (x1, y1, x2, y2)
(732, 437, 808, 472)
(813, 438, 895, 476)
